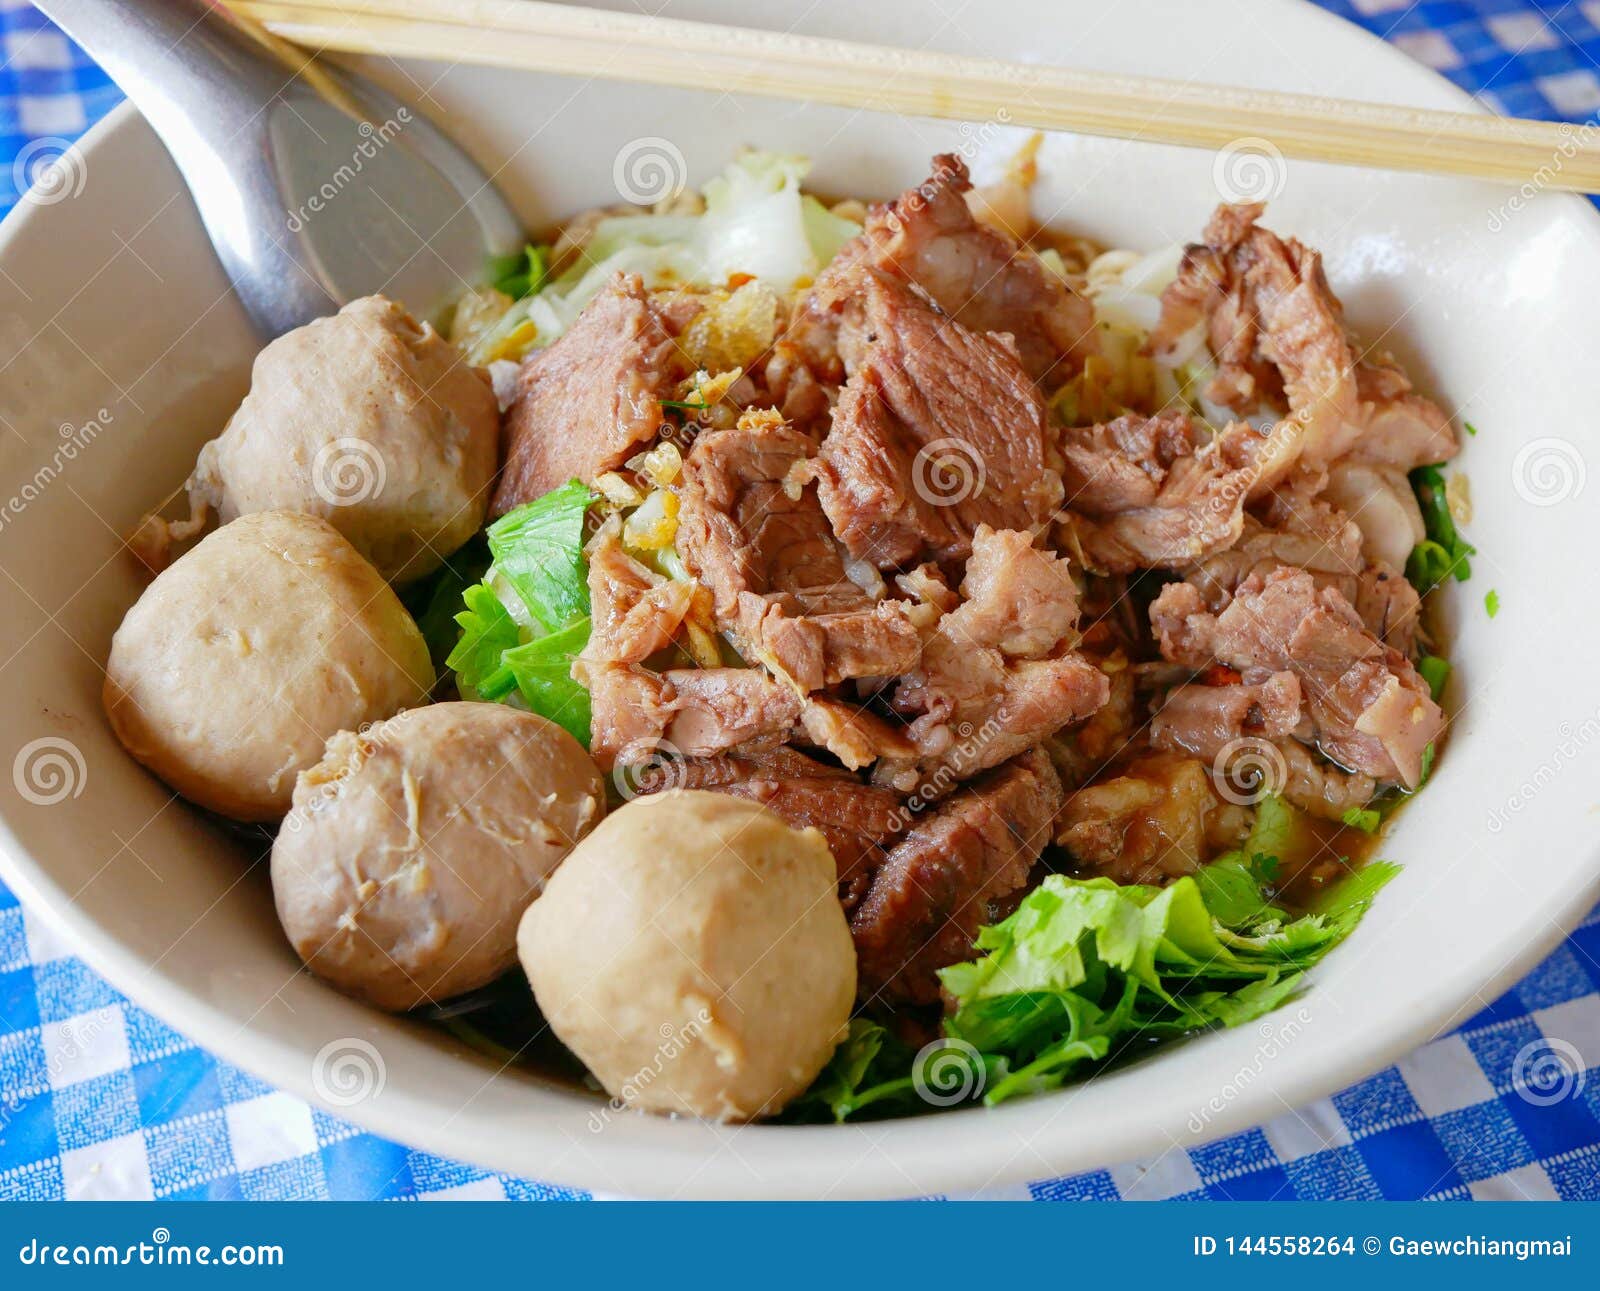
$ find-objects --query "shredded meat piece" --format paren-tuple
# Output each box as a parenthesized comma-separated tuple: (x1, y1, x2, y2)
(822, 153, 1097, 383)
(492, 274, 683, 514)
(580, 663, 801, 771)
(1057, 410, 1253, 572)
(1149, 567, 1442, 787)
(1057, 751, 1250, 885)
(1150, 203, 1458, 481)
(803, 268, 1064, 568)
(675, 416, 922, 689)
(581, 519, 699, 664)
(798, 698, 916, 771)
(877, 527, 1110, 790)
(853, 748, 1065, 1004)
(665, 747, 907, 911)
(1274, 738, 1377, 820)
(1180, 505, 1420, 654)
(1352, 562, 1422, 659)
(1149, 672, 1304, 761)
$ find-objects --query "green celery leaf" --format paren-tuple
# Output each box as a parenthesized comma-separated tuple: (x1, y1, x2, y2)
(402, 537, 491, 669)
(446, 582, 521, 701)
(488, 243, 551, 300)
(1340, 806, 1382, 834)
(487, 480, 593, 633)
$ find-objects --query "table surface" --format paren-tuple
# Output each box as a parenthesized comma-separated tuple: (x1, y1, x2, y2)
(2, 0, 1599, 1201)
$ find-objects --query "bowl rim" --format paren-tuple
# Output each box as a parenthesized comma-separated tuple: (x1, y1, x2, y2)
(4, 0, 1600, 1200)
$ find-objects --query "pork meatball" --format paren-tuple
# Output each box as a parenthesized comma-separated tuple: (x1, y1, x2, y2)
(184, 295, 498, 582)
(519, 791, 855, 1121)
(104, 510, 434, 821)
(273, 703, 604, 1011)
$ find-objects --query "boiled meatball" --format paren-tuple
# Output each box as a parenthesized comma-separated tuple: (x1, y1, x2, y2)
(273, 703, 604, 1011)
(104, 510, 434, 821)
(520, 791, 855, 1121)
(184, 295, 497, 582)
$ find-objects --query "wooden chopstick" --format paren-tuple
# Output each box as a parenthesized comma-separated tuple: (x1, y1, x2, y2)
(228, 0, 1600, 193)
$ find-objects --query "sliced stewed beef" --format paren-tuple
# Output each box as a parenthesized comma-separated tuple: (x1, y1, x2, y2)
(1149, 671, 1304, 761)
(827, 153, 1097, 383)
(675, 415, 922, 690)
(492, 274, 683, 515)
(580, 663, 801, 771)
(1149, 203, 1457, 480)
(1056, 410, 1253, 572)
(582, 519, 699, 664)
(804, 269, 1064, 568)
(852, 748, 1064, 1004)
(1149, 567, 1442, 787)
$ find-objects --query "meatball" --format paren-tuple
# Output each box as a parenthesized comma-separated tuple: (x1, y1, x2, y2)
(185, 295, 498, 583)
(272, 703, 604, 1011)
(519, 791, 855, 1121)
(104, 510, 434, 821)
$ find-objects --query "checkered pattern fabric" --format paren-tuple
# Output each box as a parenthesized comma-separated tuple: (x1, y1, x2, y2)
(3, 0, 1599, 1202)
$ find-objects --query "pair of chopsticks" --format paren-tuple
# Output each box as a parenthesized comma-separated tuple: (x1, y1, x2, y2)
(227, 0, 1600, 193)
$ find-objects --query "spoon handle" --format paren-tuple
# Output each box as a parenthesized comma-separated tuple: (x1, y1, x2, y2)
(32, 0, 342, 335)
(31, 1, 292, 139)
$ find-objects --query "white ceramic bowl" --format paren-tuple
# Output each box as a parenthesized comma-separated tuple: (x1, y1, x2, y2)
(3, 0, 1599, 1199)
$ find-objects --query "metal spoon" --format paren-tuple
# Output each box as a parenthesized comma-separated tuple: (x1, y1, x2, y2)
(32, 0, 523, 338)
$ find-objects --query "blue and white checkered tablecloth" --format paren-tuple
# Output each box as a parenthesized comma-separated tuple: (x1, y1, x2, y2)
(2, 0, 1599, 1202)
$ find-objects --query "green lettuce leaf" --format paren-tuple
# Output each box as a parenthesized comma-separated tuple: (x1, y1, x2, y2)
(501, 617, 592, 747)
(486, 480, 592, 633)
(792, 798, 1399, 1123)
